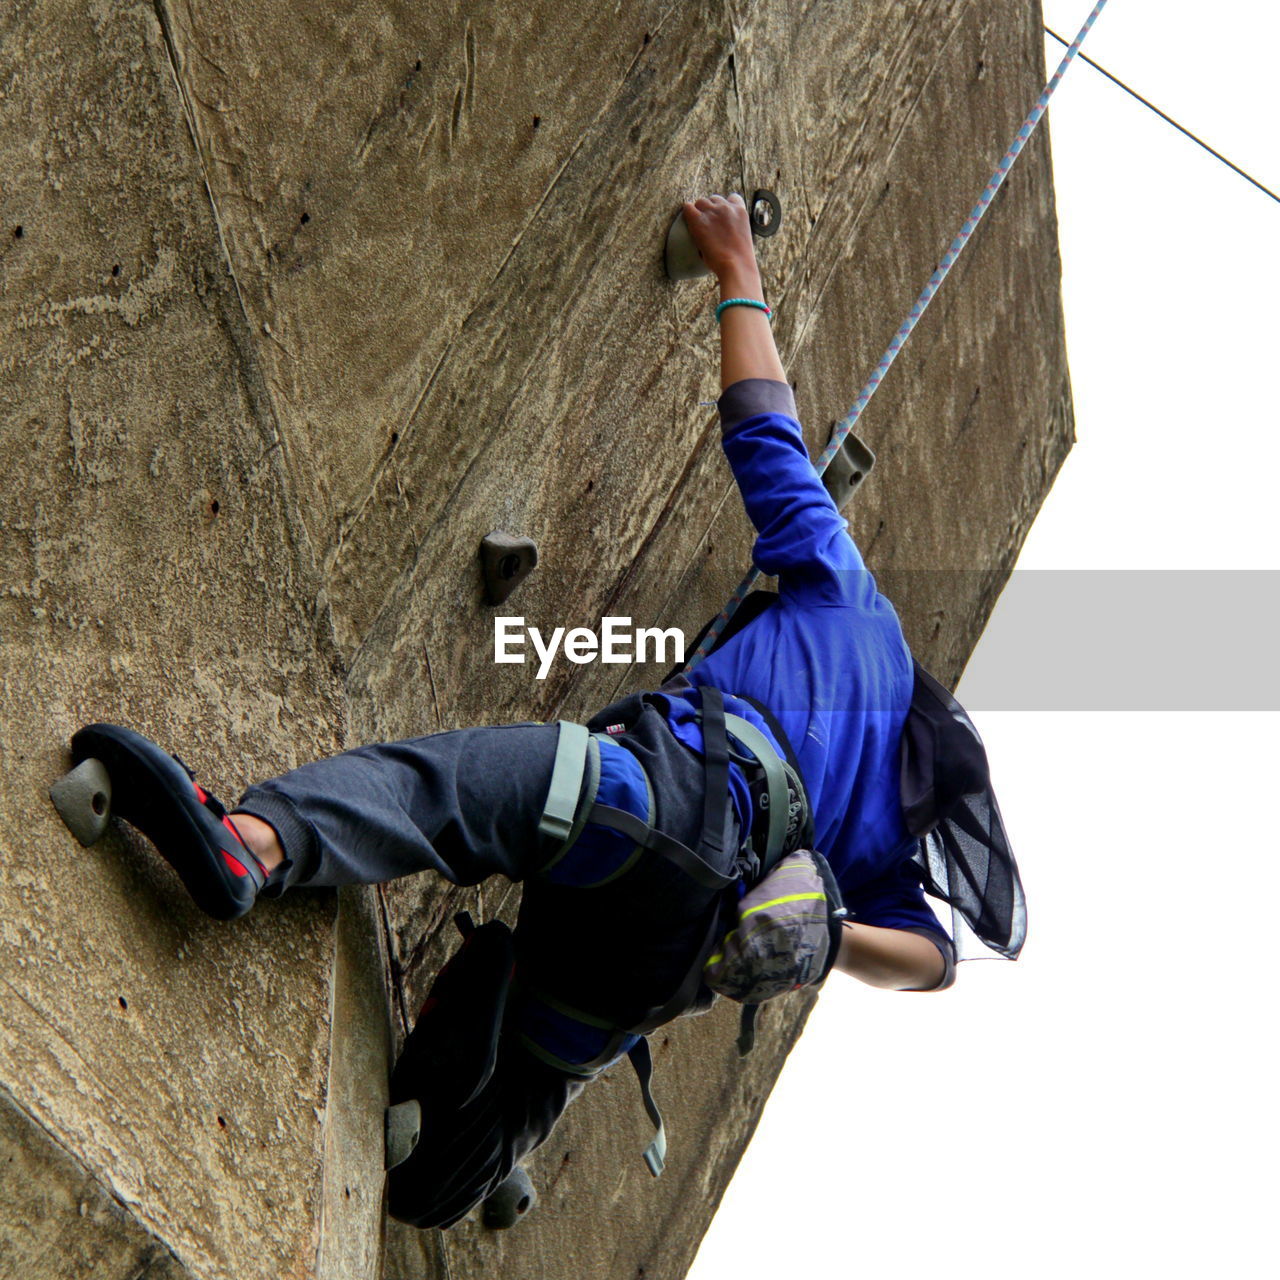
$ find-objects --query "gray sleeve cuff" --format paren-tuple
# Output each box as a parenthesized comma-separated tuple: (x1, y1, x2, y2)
(717, 379, 798, 432)
(897, 927, 957, 992)
(233, 786, 319, 892)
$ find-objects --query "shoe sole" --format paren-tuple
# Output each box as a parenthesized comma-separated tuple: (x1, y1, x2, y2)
(70, 723, 256, 921)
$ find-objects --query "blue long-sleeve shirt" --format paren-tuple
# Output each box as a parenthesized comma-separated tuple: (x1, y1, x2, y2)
(662, 380, 953, 981)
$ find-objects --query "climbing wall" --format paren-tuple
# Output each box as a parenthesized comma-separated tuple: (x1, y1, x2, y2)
(0, 1, 1070, 1277)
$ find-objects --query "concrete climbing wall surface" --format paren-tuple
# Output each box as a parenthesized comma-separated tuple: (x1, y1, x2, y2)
(0, 0, 1071, 1277)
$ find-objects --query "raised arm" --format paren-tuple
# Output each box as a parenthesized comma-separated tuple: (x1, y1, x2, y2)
(681, 195, 867, 602)
(681, 194, 786, 389)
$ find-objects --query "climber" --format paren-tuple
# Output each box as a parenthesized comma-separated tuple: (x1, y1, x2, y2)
(66, 193, 1022, 1229)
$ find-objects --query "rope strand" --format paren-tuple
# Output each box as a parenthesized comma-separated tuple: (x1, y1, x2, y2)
(1044, 26, 1280, 205)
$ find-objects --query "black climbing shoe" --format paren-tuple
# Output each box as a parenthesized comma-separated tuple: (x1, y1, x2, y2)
(70, 723, 268, 920)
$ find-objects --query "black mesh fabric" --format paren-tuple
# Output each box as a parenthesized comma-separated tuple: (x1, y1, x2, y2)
(902, 660, 1026, 960)
(914, 788, 1025, 960)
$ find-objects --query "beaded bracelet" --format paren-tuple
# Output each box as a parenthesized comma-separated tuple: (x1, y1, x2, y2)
(715, 297, 772, 322)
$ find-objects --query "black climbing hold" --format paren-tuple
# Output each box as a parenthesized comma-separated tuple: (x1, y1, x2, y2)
(821, 424, 876, 512)
(483, 1165, 536, 1229)
(480, 531, 538, 605)
(749, 189, 782, 238)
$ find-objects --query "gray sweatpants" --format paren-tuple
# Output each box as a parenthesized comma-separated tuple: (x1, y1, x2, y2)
(236, 692, 738, 1029)
(234, 694, 738, 1228)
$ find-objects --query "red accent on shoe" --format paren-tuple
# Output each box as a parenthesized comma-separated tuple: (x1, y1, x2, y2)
(223, 851, 250, 878)
(418, 996, 439, 1021)
(222, 816, 270, 878)
(194, 783, 209, 804)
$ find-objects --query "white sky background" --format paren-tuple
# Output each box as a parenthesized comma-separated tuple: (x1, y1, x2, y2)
(690, 3, 1279, 1276)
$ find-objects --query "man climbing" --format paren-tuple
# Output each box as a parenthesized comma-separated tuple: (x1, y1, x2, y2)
(66, 194, 1022, 1229)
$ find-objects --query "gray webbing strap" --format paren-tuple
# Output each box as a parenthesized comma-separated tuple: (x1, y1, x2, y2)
(722, 712, 790, 872)
(517, 986, 637, 1078)
(627, 1038, 667, 1177)
(696, 709, 790, 873)
(586, 803, 737, 891)
(566, 749, 652, 888)
(538, 721, 593, 847)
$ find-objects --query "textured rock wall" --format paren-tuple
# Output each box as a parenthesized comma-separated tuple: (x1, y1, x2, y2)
(1, 1, 1070, 1277)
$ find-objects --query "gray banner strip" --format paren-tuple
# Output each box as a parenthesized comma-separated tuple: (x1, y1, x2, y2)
(959, 570, 1280, 711)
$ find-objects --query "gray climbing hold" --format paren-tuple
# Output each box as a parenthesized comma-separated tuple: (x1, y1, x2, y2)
(482, 1164, 536, 1229)
(822, 425, 876, 511)
(664, 210, 713, 281)
(385, 1099, 421, 1171)
(49, 757, 112, 847)
(665, 190, 784, 280)
(480, 531, 538, 606)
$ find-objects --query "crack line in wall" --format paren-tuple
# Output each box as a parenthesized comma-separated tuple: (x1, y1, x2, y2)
(150, 0, 334, 649)
(314, 901, 345, 1277)
(328, 2, 683, 588)
(0, 971, 181, 1253)
(151, 1, 256, 405)
(723, 0, 748, 200)
(0, 1083, 185, 1272)
(789, 0, 971, 356)
(376, 884, 410, 1039)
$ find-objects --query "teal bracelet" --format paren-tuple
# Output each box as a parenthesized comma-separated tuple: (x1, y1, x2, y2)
(715, 297, 772, 322)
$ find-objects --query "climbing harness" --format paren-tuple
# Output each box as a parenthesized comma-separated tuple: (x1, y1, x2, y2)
(519, 684, 841, 1175)
(688, 0, 1111, 667)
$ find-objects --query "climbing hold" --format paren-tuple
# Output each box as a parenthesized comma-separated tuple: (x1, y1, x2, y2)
(664, 210, 711, 281)
(821, 423, 876, 512)
(49, 757, 112, 847)
(480, 531, 538, 606)
(385, 1099, 422, 1171)
(664, 189, 784, 280)
(482, 1164, 537, 1229)
(748, 188, 782, 238)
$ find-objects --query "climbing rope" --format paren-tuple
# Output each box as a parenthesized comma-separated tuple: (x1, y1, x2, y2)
(687, 0, 1110, 669)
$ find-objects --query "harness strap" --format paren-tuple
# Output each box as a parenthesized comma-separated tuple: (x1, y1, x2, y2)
(627, 1038, 667, 1177)
(537, 727, 601, 876)
(537, 687, 743, 892)
(585, 803, 737, 891)
(736, 693, 815, 850)
(698, 686, 731, 864)
(526, 688, 811, 1161)
(626, 903, 727, 1035)
(516, 986, 639, 1076)
(513, 984, 667, 1176)
(721, 712, 790, 876)
(538, 721, 593, 847)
